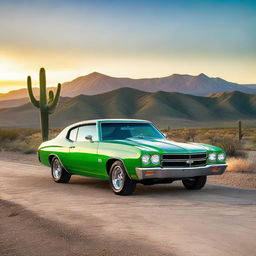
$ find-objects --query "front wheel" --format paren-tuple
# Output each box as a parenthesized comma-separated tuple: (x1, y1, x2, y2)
(182, 176, 207, 190)
(51, 157, 71, 183)
(109, 161, 136, 195)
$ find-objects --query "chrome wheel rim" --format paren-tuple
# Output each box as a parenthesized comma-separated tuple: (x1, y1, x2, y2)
(52, 159, 62, 179)
(112, 166, 124, 191)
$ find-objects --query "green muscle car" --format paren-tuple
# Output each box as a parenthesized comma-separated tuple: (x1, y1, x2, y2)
(38, 119, 227, 195)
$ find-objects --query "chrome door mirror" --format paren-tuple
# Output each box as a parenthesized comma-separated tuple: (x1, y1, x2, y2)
(85, 135, 93, 143)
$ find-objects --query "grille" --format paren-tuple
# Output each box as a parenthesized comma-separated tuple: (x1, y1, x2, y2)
(162, 153, 207, 168)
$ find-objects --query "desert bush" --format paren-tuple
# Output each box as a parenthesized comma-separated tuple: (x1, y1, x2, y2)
(210, 136, 246, 158)
(169, 130, 246, 157)
(0, 127, 62, 153)
(243, 138, 256, 151)
(1, 139, 36, 153)
(0, 129, 20, 141)
(227, 157, 255, 173)
(183, 129, 197, 142)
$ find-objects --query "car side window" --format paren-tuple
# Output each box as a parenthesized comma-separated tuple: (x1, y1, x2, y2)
(77, 124, 97, 142)
(68, 127, 78, 141)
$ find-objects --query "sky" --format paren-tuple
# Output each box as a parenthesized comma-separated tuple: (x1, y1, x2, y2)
(0, 0, 255, 93)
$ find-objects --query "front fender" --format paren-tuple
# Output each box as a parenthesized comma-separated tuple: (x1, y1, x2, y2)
(98, 142, 141, 179)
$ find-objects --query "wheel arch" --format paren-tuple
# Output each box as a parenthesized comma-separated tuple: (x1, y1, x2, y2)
(106, 158, 131, 178)
(48, 154, 57, 165)
(48, 154, 71, 174)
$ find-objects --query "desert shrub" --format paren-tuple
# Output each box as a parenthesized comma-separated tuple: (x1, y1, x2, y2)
(163, 127, 256, 151)
(1, 139, 34, 153)
(169, 128, 198, 142)
(227, 157, 255, 173)
(0, 129, 19, 141)
(243, 138, 256, 151)
(183, 129, 197, 142)
(210, 136, 246, 158)
(199, 132, 218, 145)
(0, 127, 62, 153)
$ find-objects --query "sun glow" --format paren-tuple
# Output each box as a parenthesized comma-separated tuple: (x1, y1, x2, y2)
(0, 57, 19, 79)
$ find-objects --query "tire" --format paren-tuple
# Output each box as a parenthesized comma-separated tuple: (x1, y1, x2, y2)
(109, 160, 136, 195)
(182, 176, 207, 190)
(51, 157, 71, 183)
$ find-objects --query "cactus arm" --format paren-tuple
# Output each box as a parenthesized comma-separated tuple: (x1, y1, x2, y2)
(39, 68, 47, 108)
(48, 90, 54, 104)
(48, 83, 61, 114)
(27, 76, 39, 108)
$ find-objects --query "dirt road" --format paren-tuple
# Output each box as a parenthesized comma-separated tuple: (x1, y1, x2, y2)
(0, 160, 256, 256)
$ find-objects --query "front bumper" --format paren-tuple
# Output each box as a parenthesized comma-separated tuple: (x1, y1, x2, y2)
(135, 164, 227, 180)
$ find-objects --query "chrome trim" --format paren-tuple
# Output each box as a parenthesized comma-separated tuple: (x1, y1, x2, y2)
(111, 165, 125, 191)
(135, 164, 228, 180)
(52, 158, 62, 179)
(162, 153, 207, 155)
(161, 152, 207, 168)
(163, 158, 206, 162)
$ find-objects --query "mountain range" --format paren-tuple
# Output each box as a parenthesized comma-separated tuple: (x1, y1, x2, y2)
(61, 72, 256, 97)
(0, 72, 255, 108)
(243, 84, 256, 90)
(0, 88, 255, 128)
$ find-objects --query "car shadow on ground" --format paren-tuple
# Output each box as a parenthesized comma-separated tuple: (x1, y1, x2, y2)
(67, 176, 256, 205)
(69, 176, 111, 190)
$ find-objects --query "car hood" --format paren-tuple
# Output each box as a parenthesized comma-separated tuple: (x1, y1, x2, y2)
(112, 138, 216, 154)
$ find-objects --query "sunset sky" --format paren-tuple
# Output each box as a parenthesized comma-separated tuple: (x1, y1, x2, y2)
(0, 0, 255, 93)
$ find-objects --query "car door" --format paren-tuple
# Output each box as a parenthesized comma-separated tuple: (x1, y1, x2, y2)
(68, 123, 99, 175)
(60, 126, 79, 170)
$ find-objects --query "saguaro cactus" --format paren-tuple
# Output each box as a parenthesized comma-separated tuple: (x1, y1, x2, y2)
(27, 68, 61, 141)
(238, 120, 244, 141)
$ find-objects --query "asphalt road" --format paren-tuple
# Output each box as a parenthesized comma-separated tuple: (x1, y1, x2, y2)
(0, 160, 256, 256)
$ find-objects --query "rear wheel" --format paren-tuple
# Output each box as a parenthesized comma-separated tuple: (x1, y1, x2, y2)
(109, 161, 136, 195)
(51, 157, 71, 183)
(182, 176, 207, 190)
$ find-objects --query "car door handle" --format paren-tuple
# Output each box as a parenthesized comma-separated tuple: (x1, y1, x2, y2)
(69, 146, 75, 149)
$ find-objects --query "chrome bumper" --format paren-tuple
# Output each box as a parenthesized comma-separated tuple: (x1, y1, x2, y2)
(135, 164, 228, 180)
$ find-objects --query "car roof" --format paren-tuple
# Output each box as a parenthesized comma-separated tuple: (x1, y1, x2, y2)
(69, 119, 150, 127)
(57, 119, 151, 138)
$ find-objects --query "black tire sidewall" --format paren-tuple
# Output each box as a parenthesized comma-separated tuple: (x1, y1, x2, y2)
(182, 176, 207, 190)
(51, 157, 71, 183)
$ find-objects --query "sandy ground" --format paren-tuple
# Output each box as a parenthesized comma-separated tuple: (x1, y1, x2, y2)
(0, 151, 40, 165)
(208, 171, 256, 188)
(208, 151, 256, 189)
(0, 160, 256, 256)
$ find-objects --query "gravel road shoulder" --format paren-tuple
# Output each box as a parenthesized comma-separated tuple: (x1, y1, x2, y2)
(0, 199, 169, 256)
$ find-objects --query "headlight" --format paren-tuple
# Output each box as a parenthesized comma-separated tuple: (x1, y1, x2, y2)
(209, 153, 216, 161)
(218, 153, 225, 161)
(151, 154, 160, 165)
(142, 154, 150, 165)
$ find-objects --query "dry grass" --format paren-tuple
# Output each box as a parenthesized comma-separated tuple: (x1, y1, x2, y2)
(0, 129, 20, 141)
(209, 137, 246, 158)
(0, 128, 61, 154)
(164, 127, 256, 155)
(227, 157, 255, 173)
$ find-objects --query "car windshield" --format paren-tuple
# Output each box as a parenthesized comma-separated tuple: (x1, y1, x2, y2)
(101, 122, 164, 140)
